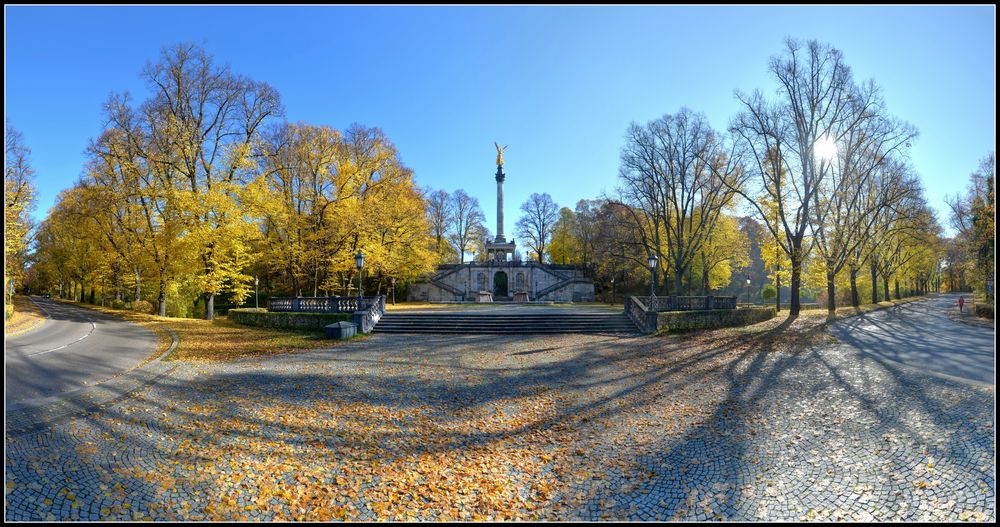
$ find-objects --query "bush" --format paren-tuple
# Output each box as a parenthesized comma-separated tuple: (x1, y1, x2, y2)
(761, 285, 777, 300)
(229, 308, 354, 330)
(111, 300, 127, 310)
(4, 304, 13, 321)
(132, 299, 154, 314)
(974, 303, 994, 320)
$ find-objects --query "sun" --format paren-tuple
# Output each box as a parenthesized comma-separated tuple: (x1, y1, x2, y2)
(814, 135, 838, 162)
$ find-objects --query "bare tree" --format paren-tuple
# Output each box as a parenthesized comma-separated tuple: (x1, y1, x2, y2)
(515, 192, 559, 264)
(619, 107, 745, 294)
(727, 38, 856, 315)
(448, 189, 485, 264)
(810, 86, 918, 312)
(424, 188, 455, 262)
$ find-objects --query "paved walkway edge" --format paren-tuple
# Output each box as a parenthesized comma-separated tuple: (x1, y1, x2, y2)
(5, 326, 180, 437)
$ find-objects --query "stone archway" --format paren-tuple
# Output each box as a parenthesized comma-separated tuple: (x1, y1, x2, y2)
(493, 271, 508, 297)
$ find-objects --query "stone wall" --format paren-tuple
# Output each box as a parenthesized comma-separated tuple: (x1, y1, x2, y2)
(653, 307, 776, 333)
(408, 262, 594, 302)
(229, 309, 354, 330)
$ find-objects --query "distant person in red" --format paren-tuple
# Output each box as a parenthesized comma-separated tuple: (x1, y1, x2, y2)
(958, 295, 965, 313)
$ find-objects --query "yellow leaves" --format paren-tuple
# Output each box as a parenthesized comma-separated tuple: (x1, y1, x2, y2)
(75, 443, 98, 455)
(959, 510, 987, 521)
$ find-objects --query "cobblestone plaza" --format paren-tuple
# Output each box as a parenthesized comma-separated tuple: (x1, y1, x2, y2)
(5, 317, 995, 521)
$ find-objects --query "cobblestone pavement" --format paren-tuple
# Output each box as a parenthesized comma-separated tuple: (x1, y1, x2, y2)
(5, 312, 995, 521)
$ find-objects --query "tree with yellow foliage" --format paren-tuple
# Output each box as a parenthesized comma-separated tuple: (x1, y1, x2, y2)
(5, 123, 37, 314)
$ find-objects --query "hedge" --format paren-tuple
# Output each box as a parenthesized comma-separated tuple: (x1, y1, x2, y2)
(974, 303, 994, 320)
(228, 308, 354, 330)
(655, 306, 776, 333)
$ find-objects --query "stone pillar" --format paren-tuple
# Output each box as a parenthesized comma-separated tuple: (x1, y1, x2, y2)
(495, 165, 506, 243)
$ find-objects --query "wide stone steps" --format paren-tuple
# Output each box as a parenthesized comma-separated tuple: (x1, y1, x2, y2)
(374, 313, 639, 334)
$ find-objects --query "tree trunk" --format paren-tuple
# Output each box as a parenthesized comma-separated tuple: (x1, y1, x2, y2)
(775, 273, 781, 313)
(849, 268, 860, 307)
(790, 258, 802, 316)
(826, 267, 836, 312)
(701, 252, 710, 296)
(134, 267, 141, 301)
(674, 269, 684, 298)
(894, 279, 900, 300)
(89, 287, 95, 304)
(204, 292, 214, 321)
(883, 277, 890, 302)
(158, 277, 167, 317)
(313, 262, 319, 298)
(870, 261, 879, 304)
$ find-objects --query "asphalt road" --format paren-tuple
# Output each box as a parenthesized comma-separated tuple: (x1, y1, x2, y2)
(4, 298, 157, 408)
(829, 293, 995, 385)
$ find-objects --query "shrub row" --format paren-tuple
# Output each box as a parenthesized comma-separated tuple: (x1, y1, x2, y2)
(974, 303, 994, 320)
(655, 306, 776, 333)
(228, 308, 354, 330)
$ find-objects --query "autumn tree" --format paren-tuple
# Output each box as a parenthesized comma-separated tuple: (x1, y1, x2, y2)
(548, 207, 580, 265)
(515, 192, 560, 264)
(588, 199, 650, 300)
(140, 43, 282, 319)
(33, 187, 106, 304)
(947, 152, 996, 298)
(695, 214, 750, 295)
(5, 123, 37, 309)
(255, 122, 344, 297)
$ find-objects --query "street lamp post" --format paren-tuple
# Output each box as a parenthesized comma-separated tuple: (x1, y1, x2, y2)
(648, 253, 659, 299)
(254, 276, 259, 310)
(354, 250, 365, 307)
(746, 276, 751, 306)
(611, 275, 616, 305)
(391, 277, 396, 306)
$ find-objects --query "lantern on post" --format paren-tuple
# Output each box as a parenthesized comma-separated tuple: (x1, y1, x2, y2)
(355, 250, 365, 306)
(647, 253, 659, 299)
(610, 274, 616, 305)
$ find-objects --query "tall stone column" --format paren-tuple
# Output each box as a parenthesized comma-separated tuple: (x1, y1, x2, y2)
(495, 165, 506, 243)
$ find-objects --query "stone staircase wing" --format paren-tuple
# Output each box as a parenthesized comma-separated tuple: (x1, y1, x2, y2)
(373, 312, 639, 334)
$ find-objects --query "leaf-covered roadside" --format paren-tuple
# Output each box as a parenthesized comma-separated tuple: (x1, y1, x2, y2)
(57, 300, 344, 362)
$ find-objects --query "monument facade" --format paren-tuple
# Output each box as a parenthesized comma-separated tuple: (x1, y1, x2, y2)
(408, 144, 595, 303)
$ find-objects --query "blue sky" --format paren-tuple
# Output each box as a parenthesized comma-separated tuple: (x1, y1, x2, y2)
(5, 5, 995, 236)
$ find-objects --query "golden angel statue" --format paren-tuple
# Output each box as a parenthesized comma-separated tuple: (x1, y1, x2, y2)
(494, 142, 508, 167)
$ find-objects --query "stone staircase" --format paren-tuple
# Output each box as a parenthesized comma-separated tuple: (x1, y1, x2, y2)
(373, 311, 639, 334)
